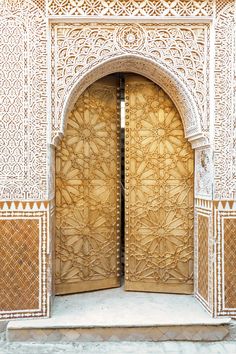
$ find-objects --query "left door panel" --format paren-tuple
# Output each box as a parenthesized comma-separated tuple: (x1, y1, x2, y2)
(55, 76, 120, 294)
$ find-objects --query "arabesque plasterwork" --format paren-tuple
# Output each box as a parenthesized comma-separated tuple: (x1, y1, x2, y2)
(1, 0, 236, 319)
(48, 0, 214, 17)
(214, 1, 236, 200)
(51, 23, 210, 147)
(2, 4, 235, 199)
(0, 0, 47, 200)
(195, 148, 213, 199)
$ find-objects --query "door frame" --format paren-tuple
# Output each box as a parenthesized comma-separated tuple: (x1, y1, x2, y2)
(51, 55, 211, 307)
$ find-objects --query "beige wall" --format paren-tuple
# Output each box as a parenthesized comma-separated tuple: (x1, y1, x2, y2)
(0, 0, 236, 319)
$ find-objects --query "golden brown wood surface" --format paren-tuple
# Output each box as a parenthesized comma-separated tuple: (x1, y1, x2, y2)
(224, 218, 236, 309)
(55, 76, 120, 294)
(0, 219, 40, 311)
(197, 214, 209, 302)
(124, 75, 194, 294)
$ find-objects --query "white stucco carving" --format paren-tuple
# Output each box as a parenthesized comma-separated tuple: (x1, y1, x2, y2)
(0, 0, 47, 200)
(51, 23, 210, 149)
(1, 0, 236, 319)
(48, 0, 214, 17)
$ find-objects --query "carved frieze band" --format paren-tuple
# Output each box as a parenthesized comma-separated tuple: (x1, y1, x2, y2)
(47, 0, 214, 17)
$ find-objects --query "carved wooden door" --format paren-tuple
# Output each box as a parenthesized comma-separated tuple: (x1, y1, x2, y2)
(55, 76, 120, 294)
(124, 75, 194, 294)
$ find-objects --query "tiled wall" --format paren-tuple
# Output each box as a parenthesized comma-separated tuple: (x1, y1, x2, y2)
(215, 202, 236, 316)
(0, 202, 52, 320)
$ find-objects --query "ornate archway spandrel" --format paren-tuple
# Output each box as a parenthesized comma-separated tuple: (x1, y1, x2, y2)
(51, 23, 210, 146)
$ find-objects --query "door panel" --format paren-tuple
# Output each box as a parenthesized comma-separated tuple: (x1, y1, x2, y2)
(125, 75, 194, 294)
(55, 76, 120, 294)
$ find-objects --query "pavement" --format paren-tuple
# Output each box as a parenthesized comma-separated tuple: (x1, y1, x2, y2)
(1, 334, 236, 354)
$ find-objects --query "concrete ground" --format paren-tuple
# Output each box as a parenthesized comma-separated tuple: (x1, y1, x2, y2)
(1, 339, 236, 354)
(7, 288, 231, 343)
(2, 289, 236, 353)
(8, 288, 229, 328)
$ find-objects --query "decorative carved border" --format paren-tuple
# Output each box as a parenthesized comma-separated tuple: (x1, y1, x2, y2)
(214, 1, 235, 200)
(47, 0, 214, 17)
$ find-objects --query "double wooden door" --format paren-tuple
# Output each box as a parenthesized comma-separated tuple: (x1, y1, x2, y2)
(55, 74, 194, 295)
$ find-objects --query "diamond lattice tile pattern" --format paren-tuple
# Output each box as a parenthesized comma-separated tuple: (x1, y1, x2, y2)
(198, 215, 208, 302)
(224, 218, 236, 309)
(0, 219, 39, 311)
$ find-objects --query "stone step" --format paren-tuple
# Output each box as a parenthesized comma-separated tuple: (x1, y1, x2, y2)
(7, 287, 231, 343)
(7, 323, 231, 342)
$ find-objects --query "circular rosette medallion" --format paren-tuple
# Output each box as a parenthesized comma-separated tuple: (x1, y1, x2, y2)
(115, 25, 146, 51)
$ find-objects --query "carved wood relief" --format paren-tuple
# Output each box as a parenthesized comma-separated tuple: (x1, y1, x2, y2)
(124, 75, 194, 294)
(55, 76, 120, 294)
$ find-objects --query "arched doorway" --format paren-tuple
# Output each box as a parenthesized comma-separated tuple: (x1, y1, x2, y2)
(55, 73, 194, 295)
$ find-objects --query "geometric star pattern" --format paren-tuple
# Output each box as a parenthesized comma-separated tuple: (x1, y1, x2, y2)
(55, 76, 120, 294)
(125, 75, 194, 294)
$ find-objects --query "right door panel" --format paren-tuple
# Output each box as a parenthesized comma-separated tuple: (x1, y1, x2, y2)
(125, 75, 194, 294)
